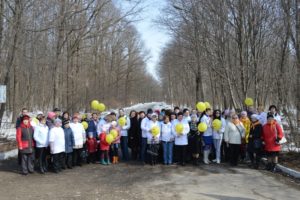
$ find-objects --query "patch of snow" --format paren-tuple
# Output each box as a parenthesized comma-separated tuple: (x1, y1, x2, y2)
(0, 149, 18, 160)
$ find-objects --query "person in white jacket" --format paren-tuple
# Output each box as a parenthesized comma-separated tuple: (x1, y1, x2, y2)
(49, 119, 65, 173)
(224, 114, 245, 166)
(161, 115, 175, 165)
(70, 115, 86, 166)
(146, 113, 161, 165)
(33, 116, 49, 173)
(200, 108, 213, 164)
(140, 109, 153, 163)
(212, 110, 226, 164)
(118, 109, 131, 161)
(172, 112, 190, 166)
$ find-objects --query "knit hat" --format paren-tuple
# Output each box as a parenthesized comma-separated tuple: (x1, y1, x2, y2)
(241, 111, 247, 116)
(37, 111, 43, 116)
(48, 112, 56, 119)
(54, 118, 62, 124)
(111, 121, 117, 126)
(22, 115, 30, 121)
(251, 114, 258, 120)
(151, 113, 158, 118)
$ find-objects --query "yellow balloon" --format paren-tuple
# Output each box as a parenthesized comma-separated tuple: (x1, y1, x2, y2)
(175, 123, 184, 134)
(91, 100, 99, 110)
(110, 129, 118, 139)
(97, 103, 106, 112)
(82, 121, 88, 130)
(151, 126, 160, 136)
(196, 102, 206, 112)
(118, 117, 126, 127)
(198, 122, 208, 132)
(212, 119, 222, 131)
(32, 117, 39, 124)
(204, 102, 211, 109)
(105, 134, 114, 144)
(244, 98, 254, 106)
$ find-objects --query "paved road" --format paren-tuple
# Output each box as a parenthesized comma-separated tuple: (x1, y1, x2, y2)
(0, 160, 299, 200)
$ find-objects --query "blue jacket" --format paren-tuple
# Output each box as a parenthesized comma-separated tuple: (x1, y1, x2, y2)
(64, 127, 75, 153)
(87, 120, 98, 139)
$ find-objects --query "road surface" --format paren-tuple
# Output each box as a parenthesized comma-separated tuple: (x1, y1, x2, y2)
(0, 159, 299, 200)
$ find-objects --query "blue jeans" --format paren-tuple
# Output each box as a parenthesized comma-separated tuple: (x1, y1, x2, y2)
(162, 141, 174, 164)
(120, 136, 129, 161)
(140, 138, 147, 162)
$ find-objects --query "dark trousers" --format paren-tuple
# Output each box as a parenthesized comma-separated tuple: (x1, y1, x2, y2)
(65, 152, 73, 168)
(72, 148, 83, 166)
(248, 150, 261, 168)
(222, 140, 230, 162)
(36, 147, 47, 172)
(112, 144, 119, 156)
(140, 138, 147, 162)
(229, 144, 241, 166)
(21, 153, 34, 174)
(120, 136, 129, 161)
(52, 152, 64, 172)
(176, 145, 187, 165)
(87, 152, 97, 163)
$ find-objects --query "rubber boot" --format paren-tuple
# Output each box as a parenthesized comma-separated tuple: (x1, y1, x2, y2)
(116, 156, 119, 164)
(203, 151, 209, 164)
(106, 158, 111, 165)
(101, 159, 107, 165)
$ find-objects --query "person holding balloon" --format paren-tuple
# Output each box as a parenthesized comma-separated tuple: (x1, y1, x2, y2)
(118, 109, 131, 161)
(146, 112, 161, 165)
(99, 129, 113, 165)
(240, 111, 251, 162)
(173, 112, 190, 166)
(212, 110, 226, 164)
(200, 108, 213, 165)
(160, 115, 174, 165)
(110, 121, 121, 164)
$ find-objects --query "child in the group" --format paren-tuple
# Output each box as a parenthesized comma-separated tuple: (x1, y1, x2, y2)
(160, 115, 174, 165)
(99, 130, 111, 165)
(110, 121, 121, 164)
(86, 132, 98, 164)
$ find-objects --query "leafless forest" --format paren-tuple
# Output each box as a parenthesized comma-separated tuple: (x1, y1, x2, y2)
(159, 0, 299, 134)
(0, 0, 299, 134)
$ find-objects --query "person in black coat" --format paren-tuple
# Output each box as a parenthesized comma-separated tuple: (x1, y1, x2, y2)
(189, 114, 201, 165)
(248, 114, 263, 169)
(128, 110, 140, 160)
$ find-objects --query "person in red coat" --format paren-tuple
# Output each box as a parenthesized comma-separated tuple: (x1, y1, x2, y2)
(16, 115, 35, 175)
(86, 132, 98, 164)
(99, 132, 110, 165)
(261, 114, 284, 171)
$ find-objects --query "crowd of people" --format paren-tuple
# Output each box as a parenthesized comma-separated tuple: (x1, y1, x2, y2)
(15, 104, 285, 176)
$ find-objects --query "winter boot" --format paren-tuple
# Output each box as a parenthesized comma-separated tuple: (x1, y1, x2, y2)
(116, 156, 119, 164)
(106, 159, 111, 165)
(100, 159, 107, 165)
(203, 151, 210, 164)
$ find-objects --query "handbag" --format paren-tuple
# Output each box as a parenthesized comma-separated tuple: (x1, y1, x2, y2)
(274, 125, 287, 145)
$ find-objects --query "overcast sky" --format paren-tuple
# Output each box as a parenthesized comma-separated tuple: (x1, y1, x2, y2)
(115, 0, 171, 80)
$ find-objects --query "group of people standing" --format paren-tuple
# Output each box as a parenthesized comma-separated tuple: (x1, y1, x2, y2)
(15, 104, 284, 175)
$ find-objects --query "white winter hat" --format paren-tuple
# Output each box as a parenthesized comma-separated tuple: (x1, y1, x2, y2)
(151, 113, 158, 118)
(251, 114, 259, 120)
(37, 111, 44, 115)
(111, 121, 117, 126)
